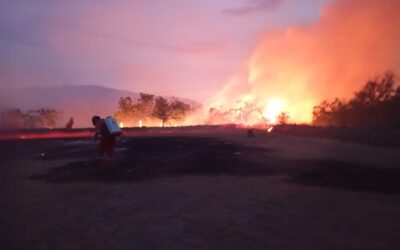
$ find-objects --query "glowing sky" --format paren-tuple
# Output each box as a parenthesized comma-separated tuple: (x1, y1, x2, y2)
(0, 0, 326, 101)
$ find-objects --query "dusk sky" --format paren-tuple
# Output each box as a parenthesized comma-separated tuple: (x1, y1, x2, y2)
(0, 0, 326, 101)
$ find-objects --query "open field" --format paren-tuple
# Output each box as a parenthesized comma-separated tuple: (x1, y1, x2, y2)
(1, 126, 400, 250)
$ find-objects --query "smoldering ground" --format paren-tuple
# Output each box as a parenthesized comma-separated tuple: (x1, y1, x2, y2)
(1, 127, 400, 250)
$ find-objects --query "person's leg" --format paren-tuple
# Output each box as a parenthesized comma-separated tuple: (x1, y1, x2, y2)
(98, 139, 107, 157)
(96, 139, 110, 172)
(106, 137, 116, 157)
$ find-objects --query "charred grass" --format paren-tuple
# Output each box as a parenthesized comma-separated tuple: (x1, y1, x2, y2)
(11, 136, 399, 194)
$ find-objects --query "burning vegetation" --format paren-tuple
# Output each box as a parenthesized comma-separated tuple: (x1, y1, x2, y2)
(206, 72, 400, 128)
(114, 93, 196, 128)
(206, 96, 289, 127)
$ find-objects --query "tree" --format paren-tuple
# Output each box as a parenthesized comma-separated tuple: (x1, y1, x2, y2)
(169, 98, 191, 122)
(35, 109, 62, 128)
(115, 97, 136, 126)
(0, 109, 24, 128)
(312, 72, 400, 126)
(115, 94, 193, 127)
(278, 112, 290, 125)
(0, 108, 62, 128)
(352, 72, 396, 106)
(229, 101, 262, 125)
(137, 93, 155, 112)
(135, 93, 155, 122)
(153, 96, 170, 127)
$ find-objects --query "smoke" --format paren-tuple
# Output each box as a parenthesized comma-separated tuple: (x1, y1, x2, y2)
(210, 0, 400, 123)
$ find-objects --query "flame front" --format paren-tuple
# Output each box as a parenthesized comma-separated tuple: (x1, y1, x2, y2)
(262, 99, 284, 124)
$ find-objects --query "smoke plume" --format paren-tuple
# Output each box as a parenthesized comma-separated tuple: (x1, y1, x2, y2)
(211, 0, 400, 123)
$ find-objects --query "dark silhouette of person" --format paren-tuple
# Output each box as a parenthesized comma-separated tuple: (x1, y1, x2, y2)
(92, 115, 117, 158)
(65, 117, 74, 129)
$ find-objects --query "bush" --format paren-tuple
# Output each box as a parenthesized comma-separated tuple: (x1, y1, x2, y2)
(313, 72, 400, 127)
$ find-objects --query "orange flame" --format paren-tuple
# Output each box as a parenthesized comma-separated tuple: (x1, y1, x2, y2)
(208, 0, 400, 125)
(262, 99, 284, 124)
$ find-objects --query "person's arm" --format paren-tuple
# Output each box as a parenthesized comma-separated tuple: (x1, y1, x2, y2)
(94, 123, 102, 140)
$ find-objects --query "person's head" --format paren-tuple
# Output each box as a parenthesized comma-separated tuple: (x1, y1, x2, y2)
(92, 115, 100, 126)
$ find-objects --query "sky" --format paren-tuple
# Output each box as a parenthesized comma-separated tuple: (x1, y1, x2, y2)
(0, 0, 326, 101)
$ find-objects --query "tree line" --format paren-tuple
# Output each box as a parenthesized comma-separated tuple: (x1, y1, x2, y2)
(115, 93, 193, 127)
(313, 72, 400, 127)
(0, 93, 194, 129)
(0, 109, 62, 129)
(3, 73, 397, 129)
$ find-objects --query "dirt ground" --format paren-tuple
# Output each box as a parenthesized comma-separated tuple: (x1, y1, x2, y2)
(1, 127, 400, 250)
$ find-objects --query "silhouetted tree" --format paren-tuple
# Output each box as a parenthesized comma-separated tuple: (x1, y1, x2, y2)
(230, 101, 262, 124)
(115, 94, 193, 127)
(153, 96, 170, 127)
(135, 93, 155, 123)
(0, 109, 24, 128)
(313, 72, 400, 126)
(35, 109, 62, 128)
(115, 97, 136, 125)
(169, 98, 191, 122)
(0, 108, 62, 128)
(278, 112, 290, 125)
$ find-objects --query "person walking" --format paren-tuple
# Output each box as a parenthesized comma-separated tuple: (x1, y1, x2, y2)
(92, 115, 118, 158)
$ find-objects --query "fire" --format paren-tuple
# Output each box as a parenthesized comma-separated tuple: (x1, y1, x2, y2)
(119, 122, 124, 128)
(267, 126, 273, 133)
(262, 1, 400, 119)
(138, 120, 143, 127)
(262, 99, 284, 124)
(206, 96, 287, 126)
(207, 0, 400, 125)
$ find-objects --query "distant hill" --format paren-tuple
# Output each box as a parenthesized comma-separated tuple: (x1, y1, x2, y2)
(0, 85, 198, 128)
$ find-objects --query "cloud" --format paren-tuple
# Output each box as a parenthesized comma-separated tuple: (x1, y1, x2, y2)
(224, 0, 284, 16)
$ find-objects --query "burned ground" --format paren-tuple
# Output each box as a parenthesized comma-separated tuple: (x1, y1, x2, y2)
(1, 129, 400, 250)
(23, 136, 400, 194)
